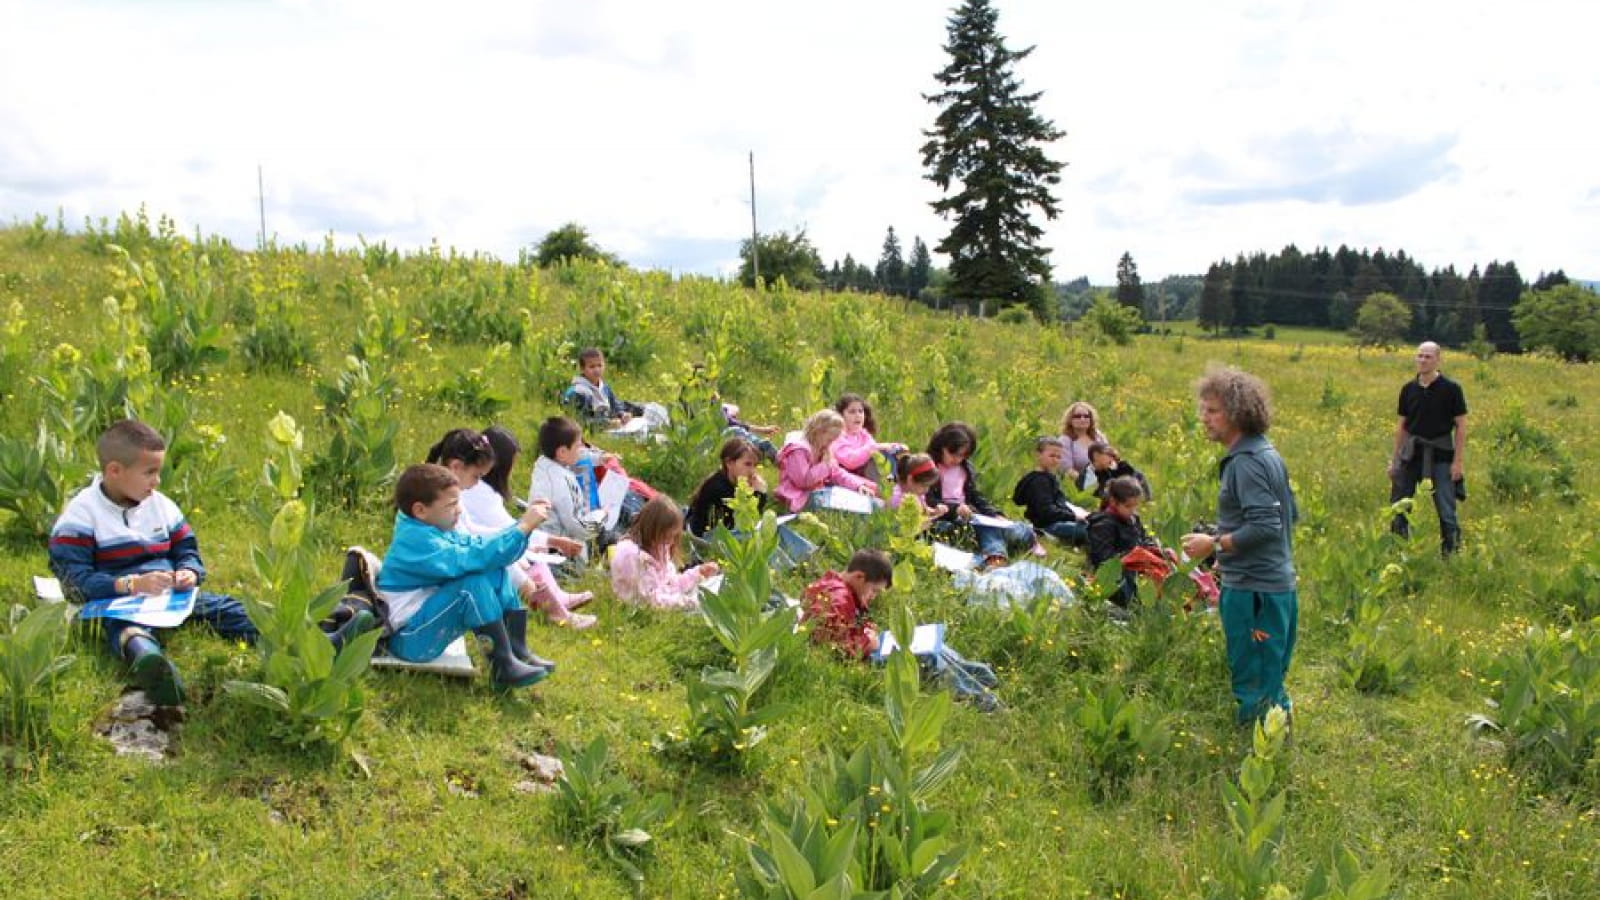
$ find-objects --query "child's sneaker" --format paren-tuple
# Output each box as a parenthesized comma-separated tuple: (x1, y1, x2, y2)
(559, 611, 598, 630)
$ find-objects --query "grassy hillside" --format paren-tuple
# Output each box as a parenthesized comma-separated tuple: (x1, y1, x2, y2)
(0, 213, 1596, 899)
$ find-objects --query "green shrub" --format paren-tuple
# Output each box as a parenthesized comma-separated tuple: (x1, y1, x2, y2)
(555, 736, 671, 890)
(0, 602, 76, 765)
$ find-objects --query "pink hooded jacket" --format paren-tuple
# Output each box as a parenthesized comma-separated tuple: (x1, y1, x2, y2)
(775, 438, 875, 512)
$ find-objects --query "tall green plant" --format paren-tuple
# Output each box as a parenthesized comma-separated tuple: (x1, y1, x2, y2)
(0, 427, 88, 540)
(223, 412, 380, 749)
(555, 736, 671, 892)
(670, 490, 797, 771)
(0, 603, 76, 764)
(1071, 676, 1171, 801)
(1468, 621, 1599, 798)
(741, 604, 967, 898)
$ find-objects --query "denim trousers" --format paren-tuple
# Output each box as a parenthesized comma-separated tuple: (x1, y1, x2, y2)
(1389, 458, 1460, 550)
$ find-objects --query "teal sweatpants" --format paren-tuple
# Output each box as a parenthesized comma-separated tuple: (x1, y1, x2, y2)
(1219, 587, 1298, 725)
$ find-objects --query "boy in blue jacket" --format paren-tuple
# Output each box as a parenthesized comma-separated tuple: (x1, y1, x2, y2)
(377, 464, 555, 689)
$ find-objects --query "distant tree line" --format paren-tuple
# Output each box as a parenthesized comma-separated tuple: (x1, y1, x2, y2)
(1192, 245, 1563, 351)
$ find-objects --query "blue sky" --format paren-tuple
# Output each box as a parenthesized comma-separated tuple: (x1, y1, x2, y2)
(1, 0, 1594, 282)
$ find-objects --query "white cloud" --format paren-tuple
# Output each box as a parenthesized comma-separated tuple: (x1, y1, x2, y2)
(0, 0, 1594, 281)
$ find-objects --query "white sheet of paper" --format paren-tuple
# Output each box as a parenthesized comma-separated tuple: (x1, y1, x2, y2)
(774, 514, 798, 527)
(876, 623, 945, 658)
(968, 514, 1013, 530)
(816, 486, 874, 515)
(932, 542, 977, 572)
(597, 473, 632, 530)
(523, 551, 566, 566)
(698, 574, 724, 595)
(33, 576, 65, 603)
(1065, 502, 1090, 520)
(606, 417, 649, 437)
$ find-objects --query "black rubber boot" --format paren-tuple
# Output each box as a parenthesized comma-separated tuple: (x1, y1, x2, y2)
(329, 610, 378, 653)
(123, 633, 185, 707)
(504, 609, 557, 671)
(472, 619, 551, 690)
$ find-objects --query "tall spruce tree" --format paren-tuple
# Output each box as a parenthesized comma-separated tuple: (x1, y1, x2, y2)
(907, 237, 933, 301)
(1115, 251, 1144, 312)
(921, 0, 1064, 319)
(876, 226, 907, 297)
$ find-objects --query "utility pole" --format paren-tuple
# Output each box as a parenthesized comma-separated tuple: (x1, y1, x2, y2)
(257, 164, 267, 250)
(748, 151, 759, 285)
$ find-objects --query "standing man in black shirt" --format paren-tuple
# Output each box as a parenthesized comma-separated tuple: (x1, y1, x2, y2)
(1388, 341, 1468, 554)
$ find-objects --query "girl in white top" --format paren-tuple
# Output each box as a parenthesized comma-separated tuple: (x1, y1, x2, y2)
(429, 428, 596, 630)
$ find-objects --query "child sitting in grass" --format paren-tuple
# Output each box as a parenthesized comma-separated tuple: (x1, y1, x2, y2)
(429, 427, 595, 632)
(832, 393, 905, 481)
(566, 347, 644, 429)
(610, 495, 720, 610)
(802, 548, 1000, 710)
(923, 421, 1040, 568)
(775, 409, 879, 513)
(888, 453, 949, 529)
(376, 464, 555, 689)
(527, 415, 605, 558)
(1077, 441, 1151, 502)
(1086, 476, 1160, 607)
(48, 420, 368, 707)
(1012, 436, 1089, 546)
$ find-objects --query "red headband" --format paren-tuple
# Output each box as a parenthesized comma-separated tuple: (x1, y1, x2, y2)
(906, 459, 936, 479)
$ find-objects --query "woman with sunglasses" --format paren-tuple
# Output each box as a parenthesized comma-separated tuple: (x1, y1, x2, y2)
(1057, 401, 1109, 483)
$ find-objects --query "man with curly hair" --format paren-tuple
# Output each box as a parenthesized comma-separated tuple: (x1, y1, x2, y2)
(1182, 368, 1299, 727)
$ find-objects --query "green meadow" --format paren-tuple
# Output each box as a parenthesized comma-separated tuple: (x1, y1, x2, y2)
(0, 213, 1595, 899)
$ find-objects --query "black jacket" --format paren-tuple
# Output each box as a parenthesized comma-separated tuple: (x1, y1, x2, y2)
(1085, 509, 1156, 569)
(686, 470, 768, 537)
(1011, 470, 1081, 529)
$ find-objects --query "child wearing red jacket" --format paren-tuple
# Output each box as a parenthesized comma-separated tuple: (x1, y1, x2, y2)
(801, 549, 894, 659)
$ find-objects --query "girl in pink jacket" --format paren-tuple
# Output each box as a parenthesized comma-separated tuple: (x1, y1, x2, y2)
(610, 495, 719, 610)
(830, 393, 906, 478)
(775, 410, 879, 513)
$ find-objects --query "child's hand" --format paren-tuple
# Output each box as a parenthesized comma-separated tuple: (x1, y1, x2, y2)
(131, 571, 174, 594)
(548, 536, 584, 557)
(956, 504, 974, 519)
(601, 452, 621, 466)
(618, 411, 634, 425)
(856, 482, 878, 497)
(520, 500, 551, 530)
(930, 503, 950, 519)
(864, 625, 880, 650)
(747, 472, 768, 492)
(697, 562, 721, 578)
(173, 569, 197, 590)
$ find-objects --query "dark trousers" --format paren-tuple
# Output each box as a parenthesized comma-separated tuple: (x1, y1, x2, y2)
(1389, 458, 1460, 552)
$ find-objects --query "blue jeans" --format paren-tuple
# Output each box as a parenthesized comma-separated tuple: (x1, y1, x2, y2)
(388, 571, 520, 662)
(929, 519, 1037, 560)
(974, 521, 1037, 559)
(1390, 458, 1460, 552)
(100, 590, 258, 656)
(1040, 519, 1087, 545)
(923, 645, 999, 712)
(1219, 587, 1298, 725)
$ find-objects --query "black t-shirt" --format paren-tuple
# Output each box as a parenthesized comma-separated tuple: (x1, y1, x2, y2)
(1398, 373, 1467, 442)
